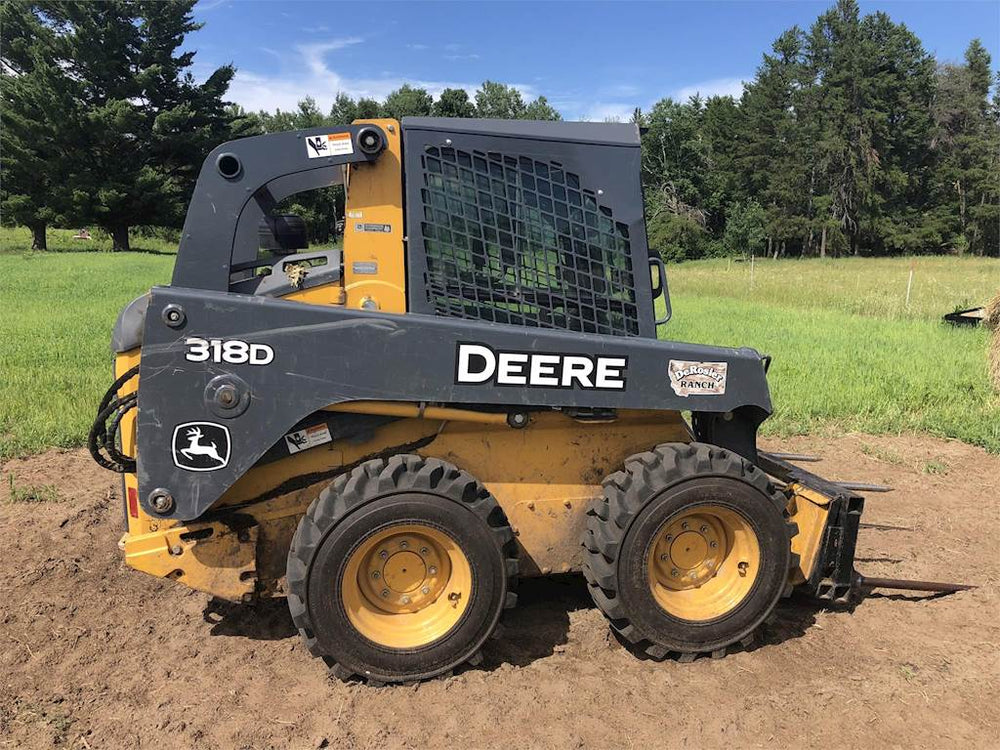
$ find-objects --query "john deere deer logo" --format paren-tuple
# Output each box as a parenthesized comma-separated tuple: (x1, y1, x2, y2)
(171, 422, 231, 472)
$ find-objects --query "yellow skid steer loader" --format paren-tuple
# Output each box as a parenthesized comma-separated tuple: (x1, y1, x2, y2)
(90, 118, 970, 684)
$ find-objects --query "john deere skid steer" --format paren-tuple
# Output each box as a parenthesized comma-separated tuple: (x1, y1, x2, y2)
(90, 118, 967, 684)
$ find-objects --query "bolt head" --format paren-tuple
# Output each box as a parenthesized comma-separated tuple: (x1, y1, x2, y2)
(421, 586, 430, 595)
(670, 568, 679, 577)
(660, 554, 669, 562)
(149, 489, 174, 514)
(380, 589, 390, 598)
(170, 545, 182, 556)
(399, 540, 409, 549)
(420, 547, 429, 555)
(665, 534, 673, 542)
(710, 541, 718, 549)
(700, 524, 709, 533)
(681, 521, 689, 530)
(428, 566, 437, 575)
(400, 595, 411, 605)
(371, 570, 380, 579)
(379, 550, 388, 560)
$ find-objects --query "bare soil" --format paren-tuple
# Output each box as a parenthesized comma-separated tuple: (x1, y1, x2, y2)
(2, 434, 998, 749)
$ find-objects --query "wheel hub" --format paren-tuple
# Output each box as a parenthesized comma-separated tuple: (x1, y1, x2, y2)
(654, 514, 726, 589)
(359, 531, 450, 613)
(646, 505, 762, 622)
(342, 523, 473, 648)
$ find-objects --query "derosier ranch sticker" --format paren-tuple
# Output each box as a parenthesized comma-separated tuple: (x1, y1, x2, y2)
(668, 360, 728, 397)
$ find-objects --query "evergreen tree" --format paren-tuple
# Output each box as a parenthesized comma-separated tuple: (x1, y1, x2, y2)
(0, 1, 72, 250)
(37, 0, 235, 250)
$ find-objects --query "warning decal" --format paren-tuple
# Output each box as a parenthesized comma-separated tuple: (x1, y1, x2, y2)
(284, 423, 333, 454)
(667, 360, 728, 397)
(305, 133, 354, 159)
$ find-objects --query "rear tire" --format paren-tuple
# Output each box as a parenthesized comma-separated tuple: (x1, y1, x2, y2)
(582, 442, 796, 660)
(286, 455, 518, 683)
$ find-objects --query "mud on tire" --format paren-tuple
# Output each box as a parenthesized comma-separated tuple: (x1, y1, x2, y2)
(286, 454, 518, 684)
(582, 442, 797, 661)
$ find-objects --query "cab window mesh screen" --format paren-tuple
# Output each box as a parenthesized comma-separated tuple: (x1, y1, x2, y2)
(419, 146, 639, 336)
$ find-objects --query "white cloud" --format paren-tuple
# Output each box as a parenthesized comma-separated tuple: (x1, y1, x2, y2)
(578, 103, 636, 122)
(225, 39, 486, 112)
(672, 76, 747, 102)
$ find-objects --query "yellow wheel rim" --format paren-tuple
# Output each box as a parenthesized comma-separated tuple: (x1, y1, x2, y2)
(646, 505, 761, 622)
(341, 523, 473, 649)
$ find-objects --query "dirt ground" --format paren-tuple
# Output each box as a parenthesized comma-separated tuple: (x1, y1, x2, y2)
(2, 434, 998, 749)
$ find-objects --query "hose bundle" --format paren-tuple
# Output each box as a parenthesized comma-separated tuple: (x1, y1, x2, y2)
(88, 365, 139, 473)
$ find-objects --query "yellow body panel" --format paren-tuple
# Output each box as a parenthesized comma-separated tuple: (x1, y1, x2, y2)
(121, 407, 695, 599)
(342, 118, 406, 313)
(786, 484, 833, 584)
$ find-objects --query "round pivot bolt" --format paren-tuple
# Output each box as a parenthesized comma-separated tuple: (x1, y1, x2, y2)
(149, 488, 174, 514)
(216, 384, 238, 408)
(356, 126, 385, 156)
(506, 412, 530, 429)
(161, 304, 185, 328)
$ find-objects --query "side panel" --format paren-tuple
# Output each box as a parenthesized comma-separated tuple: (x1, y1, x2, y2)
(136, 287, 772, 521)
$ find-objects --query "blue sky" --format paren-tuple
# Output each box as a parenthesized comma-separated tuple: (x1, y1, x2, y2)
(191, 0, 1000, 120)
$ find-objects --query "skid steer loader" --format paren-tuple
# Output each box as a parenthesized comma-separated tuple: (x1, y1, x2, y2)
(90, 118, 969, 684)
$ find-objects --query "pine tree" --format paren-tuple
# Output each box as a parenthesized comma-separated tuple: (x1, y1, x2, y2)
(0, 1, 73, 249)
(39, 0, 235, 251)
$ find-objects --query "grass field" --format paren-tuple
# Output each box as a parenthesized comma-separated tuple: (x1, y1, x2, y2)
(1, 225, 998, 458)
(666, 257, 999, 451)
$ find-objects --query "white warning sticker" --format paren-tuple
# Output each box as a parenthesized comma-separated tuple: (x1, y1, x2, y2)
(284, 423, 333, 454)
(305, 132, 354, 159)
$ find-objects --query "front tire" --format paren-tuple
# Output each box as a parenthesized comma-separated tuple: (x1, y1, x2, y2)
(583, 442, 796, 660)
(286, 455, 518, 683)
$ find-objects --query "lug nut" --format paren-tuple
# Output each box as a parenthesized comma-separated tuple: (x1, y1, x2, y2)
(670, 568, 679, 577)
(399, 540, 409, 549)
(660, 554, 668, 561)
(380, 589, 390, 598)
(401, 595, 411, 605)
(379, 550, 388, 560)
(665, 534, 673, 542)
(421, 586, 430, 595)
(428, 566, 437, 575)
(420, 547, 429, 555)
(710, 541, 718, 549)
(371, 571, 380, 579)
(700, 524, 708, 533)
(681, 521, 689, 530)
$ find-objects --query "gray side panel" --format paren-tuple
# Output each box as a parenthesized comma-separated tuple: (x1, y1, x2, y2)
(136, 287, 772, 521)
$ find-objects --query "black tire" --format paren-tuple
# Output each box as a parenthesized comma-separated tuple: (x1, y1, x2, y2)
(582, 442, 797, 661)
(286, 454, 518, 683)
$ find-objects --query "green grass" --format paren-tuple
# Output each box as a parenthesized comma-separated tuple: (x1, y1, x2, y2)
(1, 226, 998, 458)
(663, 256, 1000, 452)
(0, 230, 175, 458)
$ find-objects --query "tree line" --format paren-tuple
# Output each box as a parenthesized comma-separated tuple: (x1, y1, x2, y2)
(641, 0, 999, 259)
(2, 0, 997, 257)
